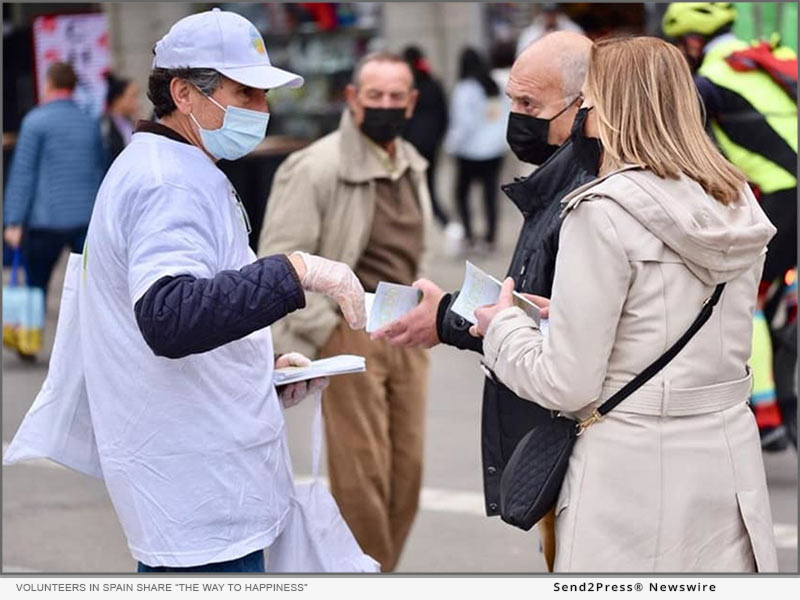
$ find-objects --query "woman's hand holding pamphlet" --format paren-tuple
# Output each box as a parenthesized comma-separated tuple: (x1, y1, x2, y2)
(451, 261, 541, 324)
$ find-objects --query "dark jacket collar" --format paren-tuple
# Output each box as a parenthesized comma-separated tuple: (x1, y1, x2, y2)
(501, 139, 595, 216)
(134, 120, 192, 146)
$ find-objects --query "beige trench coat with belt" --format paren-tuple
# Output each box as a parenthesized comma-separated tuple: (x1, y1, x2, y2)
(482, 166, 779, 572)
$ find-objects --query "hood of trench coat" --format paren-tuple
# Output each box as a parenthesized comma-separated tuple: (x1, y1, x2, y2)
(562, 165, 777, 285)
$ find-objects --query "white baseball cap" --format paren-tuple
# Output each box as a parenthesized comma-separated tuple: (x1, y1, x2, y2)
(153, 8, 303, 90)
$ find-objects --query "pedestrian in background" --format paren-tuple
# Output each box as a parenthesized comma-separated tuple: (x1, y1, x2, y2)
(402, 46, 453, 234)
(100, 73, 141, 165)
(663, 2, 798, 451)
(445, 47, 509, 254)
(516, 3, 584, 57)
(260, 51, 432, 572)
(3, 62, 105, 296)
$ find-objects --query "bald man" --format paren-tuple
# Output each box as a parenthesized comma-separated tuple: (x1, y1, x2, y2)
(373, 32, 596, 571)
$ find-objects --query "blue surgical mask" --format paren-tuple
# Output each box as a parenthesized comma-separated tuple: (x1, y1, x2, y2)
(190, 92, 269, 161)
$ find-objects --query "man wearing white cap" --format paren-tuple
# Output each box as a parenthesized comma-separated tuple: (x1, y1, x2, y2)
(79, 9, 366, 572)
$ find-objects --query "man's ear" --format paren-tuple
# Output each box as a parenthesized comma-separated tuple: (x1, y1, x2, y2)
(346, 83, 366, 127)
(170, 78, 194, 115)
(405, 88, 420, 119)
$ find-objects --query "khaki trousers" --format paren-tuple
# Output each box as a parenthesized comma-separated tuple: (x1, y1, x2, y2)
(319, 320, 429, 572)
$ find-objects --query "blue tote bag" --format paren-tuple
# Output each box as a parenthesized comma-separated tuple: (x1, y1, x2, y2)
(2, 249, 45, 356)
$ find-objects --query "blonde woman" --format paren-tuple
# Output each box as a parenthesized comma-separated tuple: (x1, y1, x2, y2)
(471, 37, 779, 572)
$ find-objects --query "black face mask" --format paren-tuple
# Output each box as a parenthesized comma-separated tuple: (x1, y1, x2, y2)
(506, 99, 577, 165)
(359, 107, 408, 144)
(570, 106, 602, 175)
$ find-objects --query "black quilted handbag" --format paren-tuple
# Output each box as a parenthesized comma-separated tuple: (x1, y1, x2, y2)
(499, 283, 725, 531)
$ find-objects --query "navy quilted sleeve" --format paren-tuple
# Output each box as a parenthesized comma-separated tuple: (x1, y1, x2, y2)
(134, 254, 305, 359)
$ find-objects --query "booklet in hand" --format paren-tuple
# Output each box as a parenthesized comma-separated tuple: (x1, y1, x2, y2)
(451, 261, 541, 325)
(274, 355, 366, 386)
(365, 282, 422, 333)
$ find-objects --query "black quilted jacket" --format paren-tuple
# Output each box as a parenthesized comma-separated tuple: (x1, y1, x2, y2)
(134, 254, 305, 359)
(435, 137, 597, 516)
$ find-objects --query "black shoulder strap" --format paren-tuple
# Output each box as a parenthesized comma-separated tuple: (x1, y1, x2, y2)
(597, 283, 726, 417)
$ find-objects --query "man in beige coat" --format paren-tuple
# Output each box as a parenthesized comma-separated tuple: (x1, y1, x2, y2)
(259, 52, 432, 572)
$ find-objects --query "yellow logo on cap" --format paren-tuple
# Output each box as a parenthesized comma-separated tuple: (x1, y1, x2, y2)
(250, 27, 266, 55)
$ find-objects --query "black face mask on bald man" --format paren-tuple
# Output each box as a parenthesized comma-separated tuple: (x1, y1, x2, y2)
(505, 97, 579, 165)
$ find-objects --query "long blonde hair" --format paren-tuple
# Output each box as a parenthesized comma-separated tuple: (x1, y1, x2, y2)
(586, 36, 746, 205)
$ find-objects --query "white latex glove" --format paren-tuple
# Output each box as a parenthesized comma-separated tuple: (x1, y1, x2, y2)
(275, 352, 329, 409)
(291, 252, 367, 330)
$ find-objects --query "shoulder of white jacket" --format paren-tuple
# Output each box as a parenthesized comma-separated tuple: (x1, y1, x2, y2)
(455, 79, 482, 93)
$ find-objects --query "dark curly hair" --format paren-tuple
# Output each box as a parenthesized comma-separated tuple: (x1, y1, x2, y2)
(147, 67, 221, 118)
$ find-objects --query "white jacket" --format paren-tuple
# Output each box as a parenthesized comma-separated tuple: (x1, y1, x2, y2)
(444, 79, 509, 161)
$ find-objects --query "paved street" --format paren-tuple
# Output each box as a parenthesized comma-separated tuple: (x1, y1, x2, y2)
(2, 177, 797, 573)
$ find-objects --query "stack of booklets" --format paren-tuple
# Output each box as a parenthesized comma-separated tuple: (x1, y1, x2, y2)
(273, 355, 366, 386)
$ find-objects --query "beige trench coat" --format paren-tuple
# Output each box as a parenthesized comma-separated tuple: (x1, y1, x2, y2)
(258, 110, 432, 357)
(483, 166, 779, 572)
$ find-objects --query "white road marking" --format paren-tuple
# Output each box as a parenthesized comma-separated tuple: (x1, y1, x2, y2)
(5, 443, 797, 550)
(293, 474, 799, 550)
(2, 564, 41, 572)
(420, 486, 485, 517)
(773, 523, 798, 550)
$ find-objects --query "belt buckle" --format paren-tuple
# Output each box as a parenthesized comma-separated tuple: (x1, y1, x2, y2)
(576, 409, 603, 435)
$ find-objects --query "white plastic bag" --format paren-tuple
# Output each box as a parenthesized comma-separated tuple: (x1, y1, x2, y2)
(266, 393, 379, 573)
(3, 254, 102, 478)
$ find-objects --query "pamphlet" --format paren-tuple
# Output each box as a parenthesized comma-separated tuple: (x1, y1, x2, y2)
(451, 261, 541, 325)
(365, 282, 422, 333)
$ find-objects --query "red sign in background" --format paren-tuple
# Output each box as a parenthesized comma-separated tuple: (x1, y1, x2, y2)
(33, 13, 110, 116)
